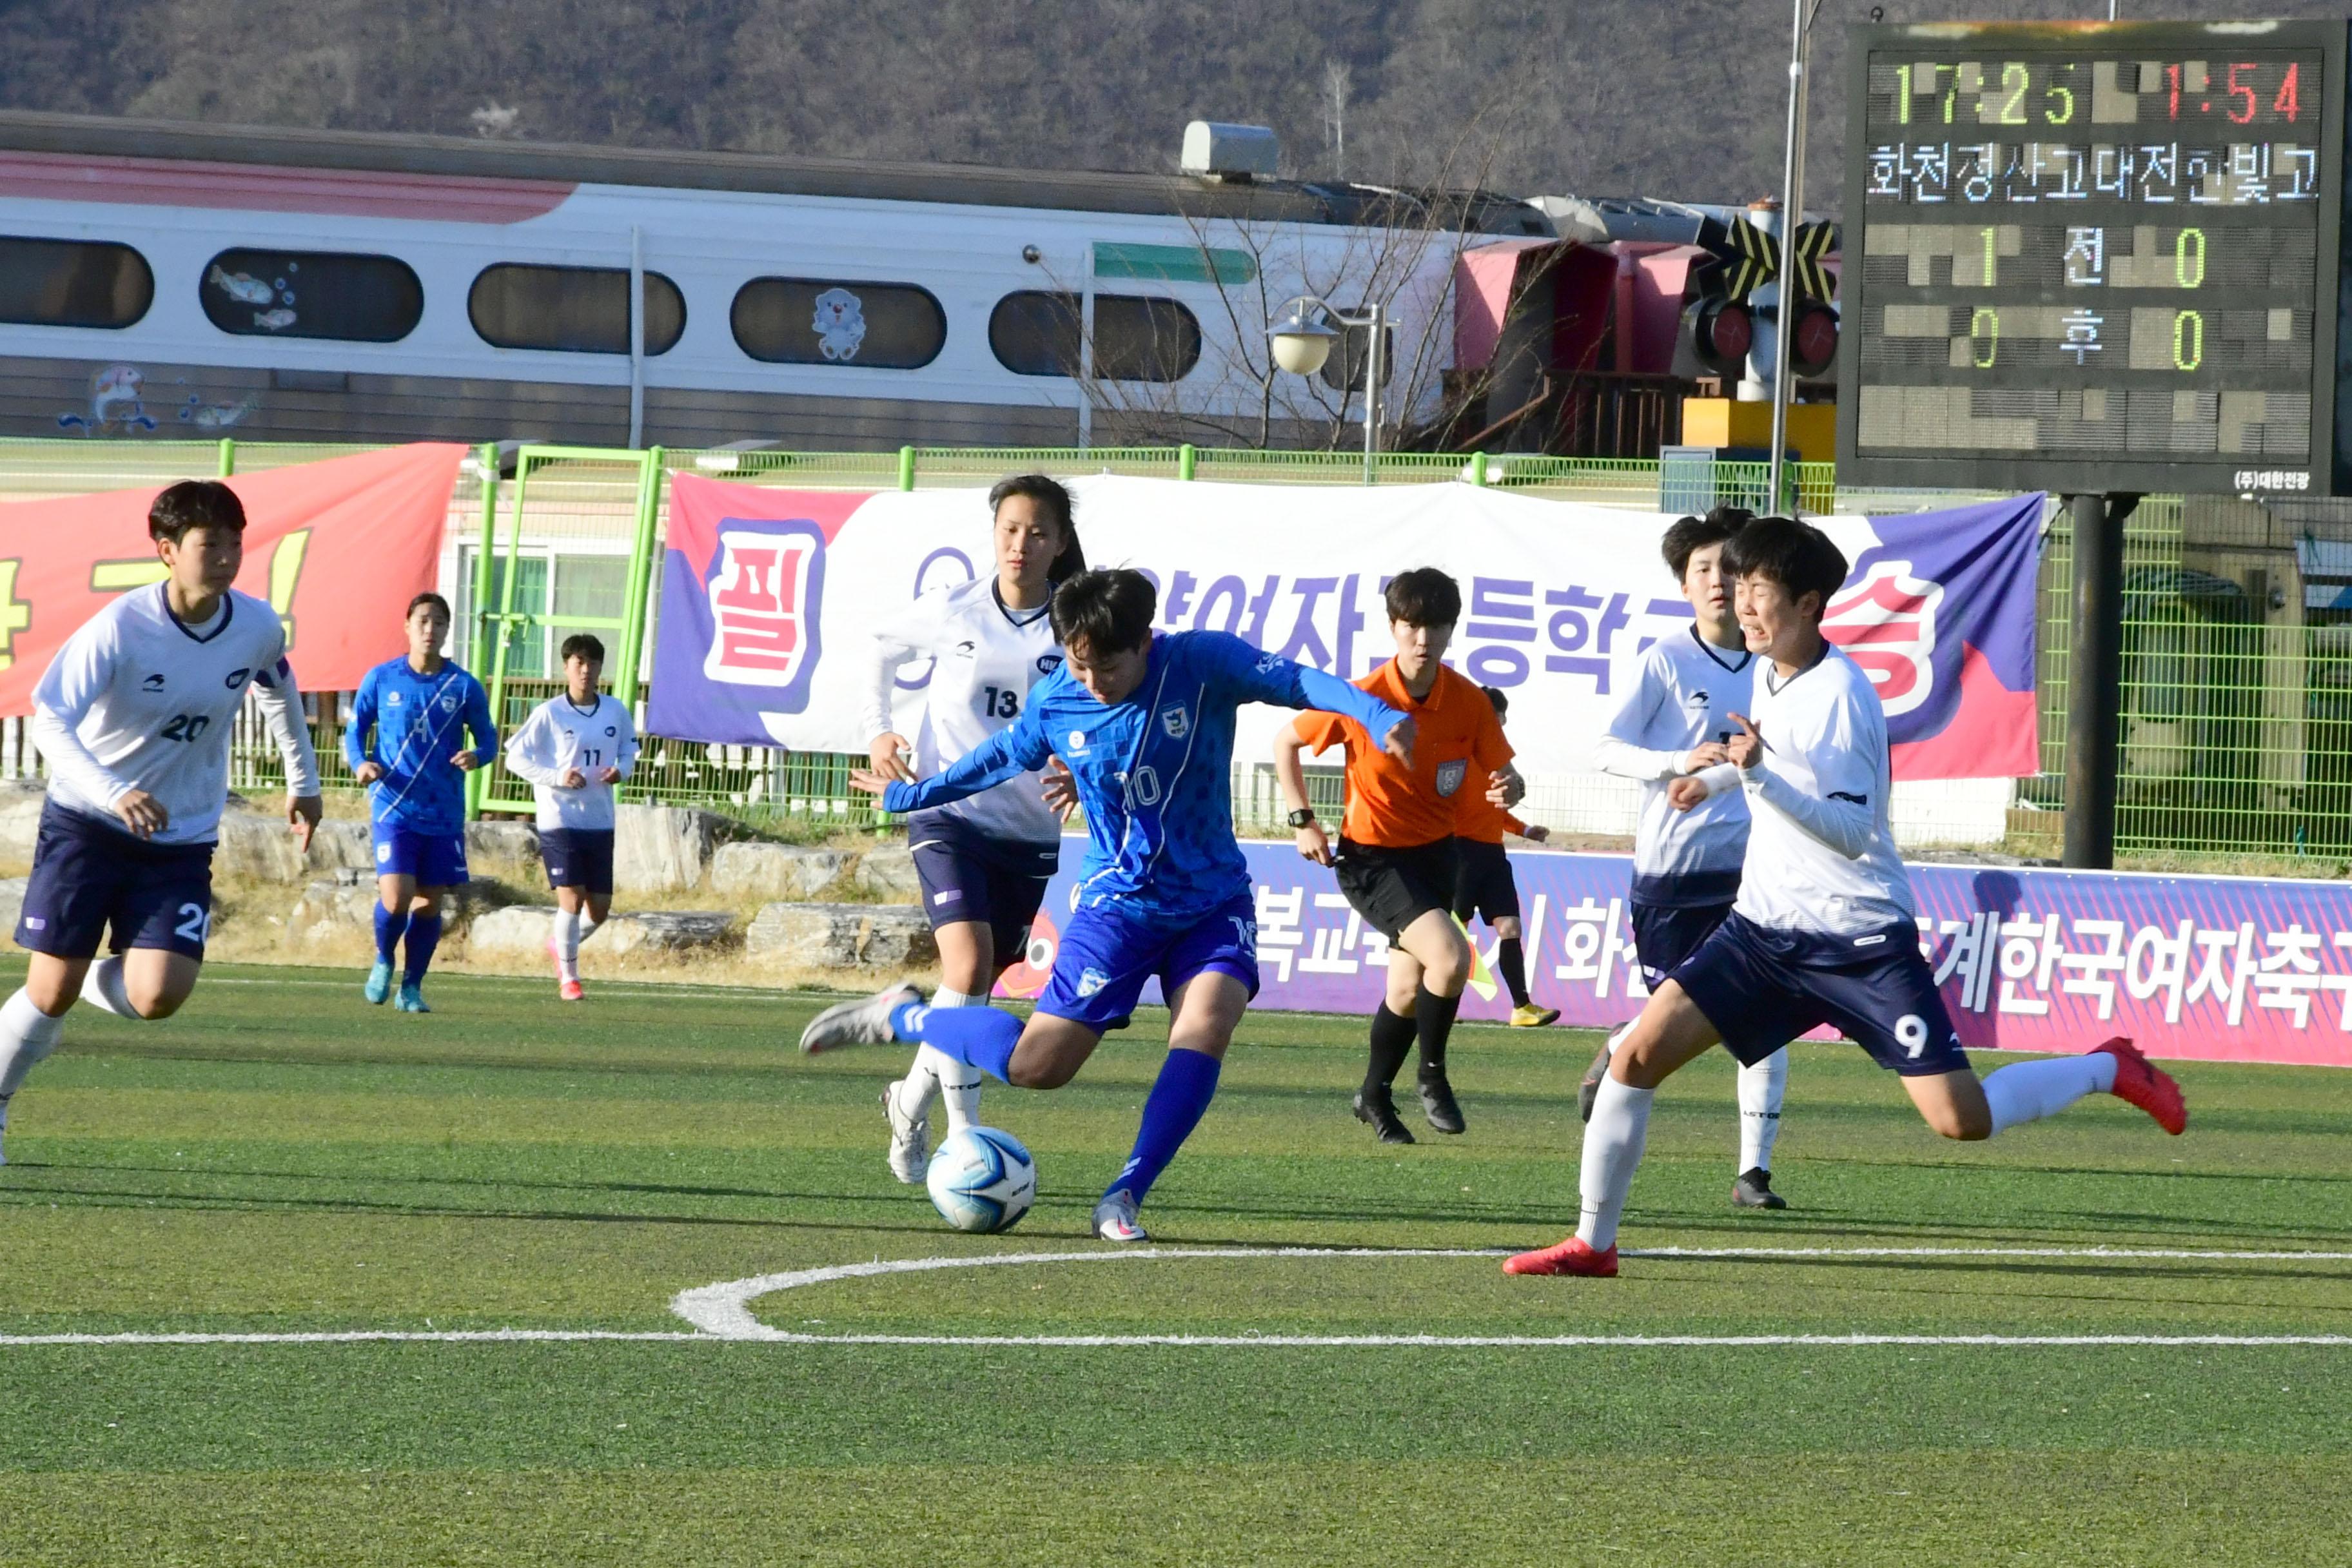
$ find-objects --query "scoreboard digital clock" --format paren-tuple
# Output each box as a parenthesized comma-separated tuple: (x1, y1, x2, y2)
(1835, 21, 2348, 495)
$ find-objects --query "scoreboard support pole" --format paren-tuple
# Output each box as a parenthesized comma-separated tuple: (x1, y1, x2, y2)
(2063, 491, 2139, 869)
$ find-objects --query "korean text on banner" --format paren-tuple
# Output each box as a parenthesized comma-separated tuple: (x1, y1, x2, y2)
(645, 474, 2043, 781)
(0, 444, 466, 714)
(1000, 841, 2352, 1070)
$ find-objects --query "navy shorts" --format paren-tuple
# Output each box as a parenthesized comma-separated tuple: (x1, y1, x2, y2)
(1451, 838, 1521, 924)
(15, 803, 215, 961)
(1630, 899, 1735, 990)
(906, 809, 1057, 965)
(1671, 910, 1969, 1077)
(372, 822, 469, 887)
(541, 828, 616, 894)
(1036, 893, 1261, 1033)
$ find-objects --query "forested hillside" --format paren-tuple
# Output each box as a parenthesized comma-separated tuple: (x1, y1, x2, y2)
(0, 0, 2338, 208)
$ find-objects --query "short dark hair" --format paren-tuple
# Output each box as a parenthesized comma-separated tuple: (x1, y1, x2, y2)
(1661, 505, 1752, 580)
(1050, 567, 1156, 658)
(1481, 684, 1509, 719)
(148, 479, 246, 544)
(560, 632, 606, 664)
(1721, 514, 1848, 618)
(1384, 567, 1462, 627)
(989, 473, 1086, 583)
(406, 591, 452, 621)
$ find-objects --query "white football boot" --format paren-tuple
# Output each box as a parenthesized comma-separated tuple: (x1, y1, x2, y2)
(1092, 1188, 1149, 1244)
(883, 1069, 934, 1184)
(798, 982, 925, 1055)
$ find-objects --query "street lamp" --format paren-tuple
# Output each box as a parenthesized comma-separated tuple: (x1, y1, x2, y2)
(1269, 295, 1386, 484)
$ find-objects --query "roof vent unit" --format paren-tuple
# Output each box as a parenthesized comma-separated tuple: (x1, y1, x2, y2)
(1181, 122, 1279, 182)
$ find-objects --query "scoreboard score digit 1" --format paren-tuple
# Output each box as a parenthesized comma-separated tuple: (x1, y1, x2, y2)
(1835, 20, 2348, 496)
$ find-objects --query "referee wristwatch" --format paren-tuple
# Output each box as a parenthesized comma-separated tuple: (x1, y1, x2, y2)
(1286, 808, 1318, 830)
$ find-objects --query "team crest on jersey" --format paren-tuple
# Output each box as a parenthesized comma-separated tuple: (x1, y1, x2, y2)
(1434, 758, 1469, 798)
(386, 691, 403, 707)
(1159, 705, 1190, 739)
(1076, 967, 1110, 998)
(1037, 654, 1063, 676)
(439, 694, 458, 712)
(1822, 563, 1942, 718)
(1066, 730, 1088, 753)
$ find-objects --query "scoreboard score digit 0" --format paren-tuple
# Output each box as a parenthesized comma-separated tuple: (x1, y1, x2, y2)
(1836, 20, 2349, 496)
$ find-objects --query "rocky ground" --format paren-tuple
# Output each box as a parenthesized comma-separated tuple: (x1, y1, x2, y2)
(0, 781, 943, 996)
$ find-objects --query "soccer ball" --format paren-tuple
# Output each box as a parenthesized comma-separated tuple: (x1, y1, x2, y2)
(925, 1125, 1037, 1234)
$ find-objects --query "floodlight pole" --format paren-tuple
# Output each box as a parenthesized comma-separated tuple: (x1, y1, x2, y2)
(1362, 299, 1385, 485)
(2063, 491, 2138, 869)
(1766, 0, 1819, 514)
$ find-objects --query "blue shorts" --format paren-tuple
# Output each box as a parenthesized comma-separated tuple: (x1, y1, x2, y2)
(906, 808, 1057, 965)
(1671, 910, 1969, 1077)
(1630, 899, 1734, 990)
(1036, 894, 1261, 1033)
(540, 828, 616, 894)
(15, 803, 215, 960)
(372, 822, 469, 887)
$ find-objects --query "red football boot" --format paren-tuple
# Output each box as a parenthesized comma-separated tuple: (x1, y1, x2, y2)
(1502, 1236, 1618, 1277)
(2092, 1037, 2186, 1135)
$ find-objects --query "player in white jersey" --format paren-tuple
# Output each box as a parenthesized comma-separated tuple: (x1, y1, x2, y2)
(504, 632, 639, 1001)
(0, 480, 321, 1164)
(861, 475, 1082, 1182)
(1585, 507, 1791, 1210)
(1507, 516, 2186, 1279)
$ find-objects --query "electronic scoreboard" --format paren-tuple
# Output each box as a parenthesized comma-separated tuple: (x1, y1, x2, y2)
(1836, 20, 2348, 495)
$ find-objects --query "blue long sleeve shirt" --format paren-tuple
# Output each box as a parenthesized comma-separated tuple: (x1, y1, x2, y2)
(343, 656, 499, 836)
(883, 631, 1407, 923)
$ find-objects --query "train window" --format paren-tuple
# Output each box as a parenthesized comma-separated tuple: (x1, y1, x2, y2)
(0, 237, 152, 329)
(201, 248, 422, 342)
(989, 291, 1200, 382)
(1317, 320, 1397, 393)
(467, 264, 685, 355)
(731, 279, 946, 368)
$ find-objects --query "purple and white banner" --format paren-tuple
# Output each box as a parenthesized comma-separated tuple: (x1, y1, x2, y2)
(1000, 840, 2352, 1070)
(648, 475, 2044, 780)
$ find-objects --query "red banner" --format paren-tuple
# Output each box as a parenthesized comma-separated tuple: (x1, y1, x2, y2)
(0, 444, 465, 714)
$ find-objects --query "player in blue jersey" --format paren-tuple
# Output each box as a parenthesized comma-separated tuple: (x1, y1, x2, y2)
(799, 567, 1414, 1242)
(342, 593, 498, 1014)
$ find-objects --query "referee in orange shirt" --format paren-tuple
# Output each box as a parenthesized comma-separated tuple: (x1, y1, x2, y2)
(1275, 568, 1524, 1142)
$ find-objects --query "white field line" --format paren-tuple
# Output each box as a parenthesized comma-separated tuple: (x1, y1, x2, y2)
(6, 1245, 2348, 1349)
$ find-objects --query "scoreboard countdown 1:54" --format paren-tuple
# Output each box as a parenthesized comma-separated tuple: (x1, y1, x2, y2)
(1836, 20, 2348, 496)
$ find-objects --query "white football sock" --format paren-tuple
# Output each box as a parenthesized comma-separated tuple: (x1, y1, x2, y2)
(577, 912, 602, 945)
(1983, 1053, 2118, 1136)
(0, 988, 67, 1097)
(1737, 1047, 1788, 1173)
(1575, 1075, 1655, 1251)
(1603, 1023, 1630, 1057)
(79, 958, 141, 1020)
(551, 908, 581, 981)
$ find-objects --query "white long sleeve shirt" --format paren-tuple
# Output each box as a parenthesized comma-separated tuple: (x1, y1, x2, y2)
(1591, 625, 1754, 906)
(1727, 642, 1916, 937)
(860, 576, 1063, 844)
(32, 583, 320, 845)
(503, 693, 638, 830)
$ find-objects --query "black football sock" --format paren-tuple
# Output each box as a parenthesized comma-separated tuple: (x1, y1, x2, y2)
(1414, 985, 1463, 1077)
(1364, 1005, 1416, 1093)
(1496, 937, 1531, 1008)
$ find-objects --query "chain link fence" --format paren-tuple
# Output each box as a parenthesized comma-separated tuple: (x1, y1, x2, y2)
(19, 436, 2352, 867)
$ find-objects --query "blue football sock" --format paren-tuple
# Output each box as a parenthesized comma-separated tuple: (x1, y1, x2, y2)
(894, 999, 1021, 1084)
(402, 914, 444, 984)
(373, 903, 409, 964)
(1108, 1046, 1222, 1205)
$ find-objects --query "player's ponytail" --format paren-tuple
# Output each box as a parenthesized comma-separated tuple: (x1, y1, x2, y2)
(989, 473, 1084, 583)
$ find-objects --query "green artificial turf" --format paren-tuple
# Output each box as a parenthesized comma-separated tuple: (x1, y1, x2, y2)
(0, 961, 2347, 1566)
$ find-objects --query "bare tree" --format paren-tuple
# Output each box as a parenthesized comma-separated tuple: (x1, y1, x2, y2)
(1322, 60, 1351, 180)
